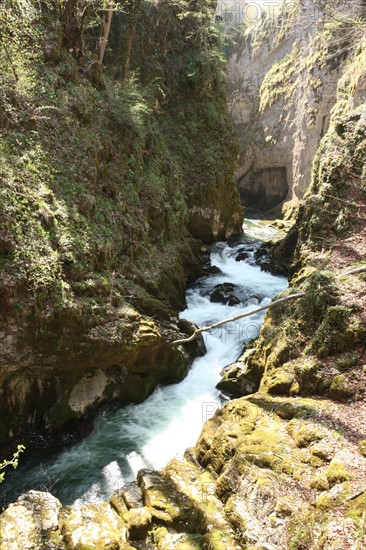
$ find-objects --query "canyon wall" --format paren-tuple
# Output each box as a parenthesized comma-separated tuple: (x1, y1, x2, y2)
(1, 2, 366, 548)
(226, 0, 357, 215)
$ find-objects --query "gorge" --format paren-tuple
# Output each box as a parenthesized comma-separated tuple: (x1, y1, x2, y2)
(3, 219, 287, 508)
(1, 0, 366, 549)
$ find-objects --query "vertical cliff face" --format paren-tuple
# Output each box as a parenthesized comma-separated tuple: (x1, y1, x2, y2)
(226, 0, 361, 215)
(0, 0, 243, 448)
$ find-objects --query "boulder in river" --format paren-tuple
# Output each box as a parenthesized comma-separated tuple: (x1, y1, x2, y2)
(235, 251, 249, 262)
(202, 265, 223, 276)
(216, 348, 261, 398)
(209, 282, 241, 305)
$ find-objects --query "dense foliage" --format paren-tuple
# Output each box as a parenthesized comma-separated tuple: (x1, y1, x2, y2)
(0, 0, 239, 319)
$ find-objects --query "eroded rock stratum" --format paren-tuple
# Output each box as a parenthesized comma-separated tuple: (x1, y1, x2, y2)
(226, 0, 366, 216)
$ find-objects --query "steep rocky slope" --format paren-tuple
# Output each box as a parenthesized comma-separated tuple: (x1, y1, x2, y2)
(0, 0, 243, 450)
(226, 0, 366, 215)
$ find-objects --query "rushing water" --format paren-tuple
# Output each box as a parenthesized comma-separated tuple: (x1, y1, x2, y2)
(3, 218, 287, 507)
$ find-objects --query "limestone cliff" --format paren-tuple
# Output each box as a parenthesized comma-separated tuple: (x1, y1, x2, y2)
(226, 0, 365, 215)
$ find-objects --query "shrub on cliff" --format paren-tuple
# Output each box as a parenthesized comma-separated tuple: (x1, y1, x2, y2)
(0, 446, 25, 485)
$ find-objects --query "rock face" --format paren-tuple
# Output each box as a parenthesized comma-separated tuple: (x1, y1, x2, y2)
(188, 202, 244, 244)
(0, 307, 204, 449)
(227, 0, 346, 214)
(238, 167, 288, 211)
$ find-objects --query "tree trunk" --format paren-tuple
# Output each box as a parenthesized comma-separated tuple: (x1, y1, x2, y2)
(122, 0, 141, 81)
(62, 0, 83, 57)
(98, 1, 114, 67)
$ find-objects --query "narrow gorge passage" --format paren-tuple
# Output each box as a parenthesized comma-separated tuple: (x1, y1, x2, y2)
(2, 219, 287, 508)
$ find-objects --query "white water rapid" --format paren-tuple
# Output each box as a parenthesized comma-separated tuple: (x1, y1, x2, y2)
(3, 219, 287, 507)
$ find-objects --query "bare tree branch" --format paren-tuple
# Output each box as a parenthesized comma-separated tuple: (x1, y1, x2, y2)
(172, 266, 366, 346)
(172, 292, 305, 345)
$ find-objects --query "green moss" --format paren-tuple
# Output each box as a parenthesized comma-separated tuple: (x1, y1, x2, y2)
(336, 354, 359, 371)
(293, 425, 323, 448)
(127, 507, 152, 540)
(328, 374, 352, 400)
(287, 509, 322, 550)
(259, 45, 300, 111)
(201, 529, 232, 550)
(311, 474, 329, 491)
(313, 305, 364, 358)
(286, 419, 323, 448)
(326, 459, 353, 486)
(292, 357, 329, 395)
(316, 483, 350, 510)
(297, 272, 337, 329)
(0, 0, 241, 317)
(275, 498, 294, 517)
(309, 455, 325, 468)
(311, 445, 332, 462)
(263, 368, 296, 396)
(224, 497, 247, 533)
(346, 492, 366, 520)
(275, 402, 308, 420)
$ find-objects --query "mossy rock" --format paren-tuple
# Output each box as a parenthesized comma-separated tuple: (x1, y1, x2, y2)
(201, 528, 238, 550)
(126, 507, 152, 540)
(316, 483, 349, 510)
(311, 473, 329, 491)
(195, 400, 259, 471)
(293, 357, 329, 395)
(224, 496, 247, 532)
(328, 374, 352, 400)
(313, 306, 365, 358)
(292, 424, 323, 448)
(336, 354, 359, 372)
(109, 490, 130, 521)
(60, 502, 127, 549)
(311, 445, 333, 462)
(296, 271, 337, 330)
(263, 368, 296, 396)
(0, 491, 64, 550)
(326, 459, 353, 486)
(275, 401, 308, 420)
(151, 527, 203, 549)
(309, 455, 326, 468)
(216, 355, 261, 398)
(346, 492, 366, 519)
(235, 426, 286, 472)
(137, 469, 201, 532)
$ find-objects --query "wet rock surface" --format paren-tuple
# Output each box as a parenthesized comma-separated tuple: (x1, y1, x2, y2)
(209, 283, 241, 306)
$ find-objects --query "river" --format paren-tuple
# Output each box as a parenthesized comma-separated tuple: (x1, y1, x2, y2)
(2, 217, 287, 507)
